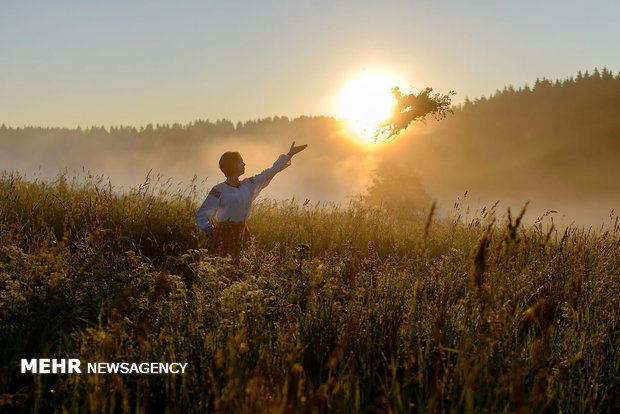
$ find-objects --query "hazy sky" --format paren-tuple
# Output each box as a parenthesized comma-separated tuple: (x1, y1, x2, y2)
(2, 0, 619, 127)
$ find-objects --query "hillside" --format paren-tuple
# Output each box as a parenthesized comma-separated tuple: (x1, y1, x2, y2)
(398, 68, 620, 206)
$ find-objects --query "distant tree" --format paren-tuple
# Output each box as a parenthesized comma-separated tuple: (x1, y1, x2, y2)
(364, 161, 432, 215)
(215, 119, 235, 136)
(534, 77, 552, 91)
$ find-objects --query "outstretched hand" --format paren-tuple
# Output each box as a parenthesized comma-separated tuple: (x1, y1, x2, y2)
(287, 141, 308, 158)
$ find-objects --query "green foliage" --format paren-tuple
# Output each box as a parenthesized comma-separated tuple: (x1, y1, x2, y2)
(0, 172, 619, 413)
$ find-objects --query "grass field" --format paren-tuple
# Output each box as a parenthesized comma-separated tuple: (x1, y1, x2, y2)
(1, 171, 618, 413)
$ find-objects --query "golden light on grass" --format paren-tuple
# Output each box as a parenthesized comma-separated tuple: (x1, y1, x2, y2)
(336, 71, 403, 142)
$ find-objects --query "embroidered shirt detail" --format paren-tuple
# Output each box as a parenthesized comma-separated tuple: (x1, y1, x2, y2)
(209, 188, 222, 198)
(249, 177, 254, 183)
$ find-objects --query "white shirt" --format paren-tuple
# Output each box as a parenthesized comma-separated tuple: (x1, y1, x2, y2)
(196, 154, 290, 235)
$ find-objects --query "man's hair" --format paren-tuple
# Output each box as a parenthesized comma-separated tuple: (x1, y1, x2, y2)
(219, 152, 241, 177)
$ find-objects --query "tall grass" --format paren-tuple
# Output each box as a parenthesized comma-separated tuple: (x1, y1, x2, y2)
(1, 170, 618, 413)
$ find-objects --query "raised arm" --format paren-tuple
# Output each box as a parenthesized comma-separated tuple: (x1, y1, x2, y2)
(195, 187, 221, 236)
(250, 141, 307, 198)
(250, 154, 290, 197)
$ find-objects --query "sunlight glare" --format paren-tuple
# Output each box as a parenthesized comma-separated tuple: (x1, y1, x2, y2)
(337, 71, 402, 142)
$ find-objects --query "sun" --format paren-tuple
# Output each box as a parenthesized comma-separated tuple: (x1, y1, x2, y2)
(336, 71, 402, 142)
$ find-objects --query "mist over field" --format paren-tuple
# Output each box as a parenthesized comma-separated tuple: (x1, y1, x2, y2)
(0, 117, 380, 205)
(2, 70, 619, 227)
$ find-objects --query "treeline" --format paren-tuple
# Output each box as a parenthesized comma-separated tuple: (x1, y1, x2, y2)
(0, 115, 340, 169)
(0, 115, 345, 200)
(0, 115, 339, 143)
(459, 66, 620, 110)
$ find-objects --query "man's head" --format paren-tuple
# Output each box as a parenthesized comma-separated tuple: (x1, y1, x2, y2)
(219, 152, 245, 177)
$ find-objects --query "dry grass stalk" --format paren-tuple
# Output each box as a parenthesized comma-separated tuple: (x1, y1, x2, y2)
(471, 234, 491, 293)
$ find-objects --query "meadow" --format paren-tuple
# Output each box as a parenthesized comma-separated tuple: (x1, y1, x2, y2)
(0, 170, 618, 413)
